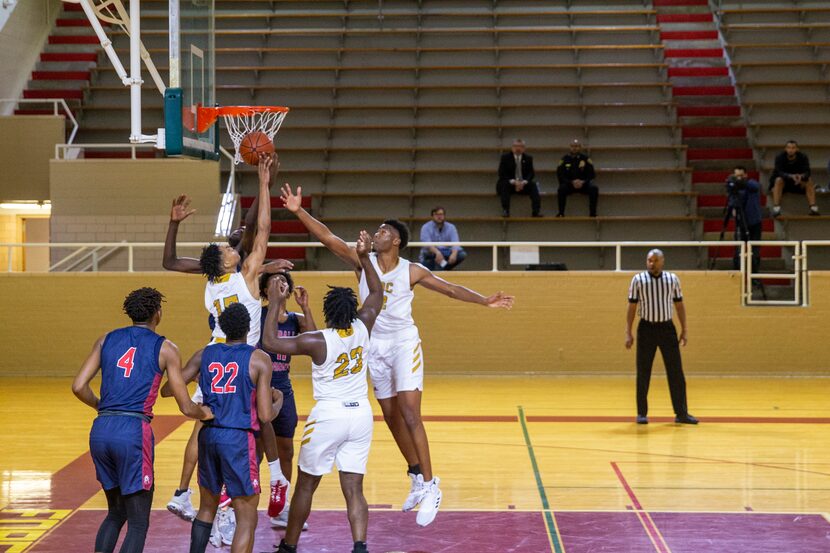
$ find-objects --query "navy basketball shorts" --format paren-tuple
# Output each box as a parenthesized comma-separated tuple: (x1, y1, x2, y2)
(197, 425, 261, 499)
(89, 415, 154, 495)
(271, 387, 298, 439)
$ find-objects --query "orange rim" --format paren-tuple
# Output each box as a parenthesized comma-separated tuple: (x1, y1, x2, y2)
(196, 105, 290, 133)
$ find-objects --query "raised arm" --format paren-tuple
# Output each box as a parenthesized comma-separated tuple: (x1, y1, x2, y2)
(241, 154, 274, 293)
(293, 286, 318, 332)
(239, 155, 281, 256)
(262, 277, 327, 364)
(252, 350, 278, 425)
(280, 183, 361, 272)
(163, 195, 201, 273)
(410, 264, 514, 309)
(159, 342, 212, 420)
(161, 347, 203, 397)
(71, 335, 105, 410)
(355, 230, 383, 332)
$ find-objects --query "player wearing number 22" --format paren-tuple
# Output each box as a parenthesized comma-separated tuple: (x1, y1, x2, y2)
(72, 288, 210, 553)
(264, 231, 384, 553)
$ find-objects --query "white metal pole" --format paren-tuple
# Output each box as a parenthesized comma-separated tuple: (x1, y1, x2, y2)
(615, 245, 622, 271)
(491, 245, 498, 272)
(169, 0, 180, 88)
(128, 245, 134, 273)
(129, 0, 143, 143)
(79, 0, 130, 84)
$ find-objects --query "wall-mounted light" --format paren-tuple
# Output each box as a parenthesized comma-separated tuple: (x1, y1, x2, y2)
(0, 201, 51, 213)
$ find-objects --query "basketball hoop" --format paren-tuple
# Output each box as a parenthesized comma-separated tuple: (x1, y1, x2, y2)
(198, 106, 289, 165)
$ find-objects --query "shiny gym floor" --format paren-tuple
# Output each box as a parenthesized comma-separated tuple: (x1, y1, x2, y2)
(2, 375, 829, 552)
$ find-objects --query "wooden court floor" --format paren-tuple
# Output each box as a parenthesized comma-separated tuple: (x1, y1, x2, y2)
(2, 375, 830, 552)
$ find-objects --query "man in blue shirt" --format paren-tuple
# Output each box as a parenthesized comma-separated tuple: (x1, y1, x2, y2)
(419, 206, 467, 270)
(727, 166, 764, 272)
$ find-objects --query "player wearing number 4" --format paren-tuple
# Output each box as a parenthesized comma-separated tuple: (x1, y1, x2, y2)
(72, 288, 212, 553)
(264, 231, 383, 553)
(281, 185, 515, 526)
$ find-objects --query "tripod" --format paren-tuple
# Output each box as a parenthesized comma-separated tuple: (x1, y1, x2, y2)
(709, 194, 767, 300)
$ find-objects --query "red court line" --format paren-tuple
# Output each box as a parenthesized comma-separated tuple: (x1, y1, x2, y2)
(300, 414, 519, 423)
(611, 462, 671, 553)
(525, 415, 830, 424)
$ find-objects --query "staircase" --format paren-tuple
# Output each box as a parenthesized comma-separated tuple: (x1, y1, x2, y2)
(240, 195, 312, 269)
(655, 0, 781, 274)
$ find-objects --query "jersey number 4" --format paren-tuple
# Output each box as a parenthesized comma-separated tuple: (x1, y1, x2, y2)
(117, 347, 137, 378)
(333, 347, 364, 380)
(209, 362, 240, 394)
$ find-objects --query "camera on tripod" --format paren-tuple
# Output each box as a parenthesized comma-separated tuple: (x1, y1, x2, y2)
(726, 175, 747, 194)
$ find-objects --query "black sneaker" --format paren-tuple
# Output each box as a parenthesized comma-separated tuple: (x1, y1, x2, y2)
(276, 540, 297, 553)
(532, 212, 544, 218)
(502, 209, 510, 218)
(556, 213, 565, 218)
(636, 415, 648, 425)
(352, 542, 369, 553)
(675, 414, 699, 425)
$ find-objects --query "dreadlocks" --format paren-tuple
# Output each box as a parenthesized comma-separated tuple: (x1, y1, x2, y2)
(218, 303, 250, 342)
(199, 243, 224, 282)
(383, 219, 410, 249)
(323, 286, 359, 330)
(122, 287, 165, 323)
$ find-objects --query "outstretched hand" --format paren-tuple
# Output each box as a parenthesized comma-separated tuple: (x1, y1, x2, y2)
(257, 153, 274, 183)
(355, 230, 372, 257)
(267, 274, 289, 302)
(170, 195, 196, 223)
(280, 183, 303, 213)
(484, 291, 514, 309)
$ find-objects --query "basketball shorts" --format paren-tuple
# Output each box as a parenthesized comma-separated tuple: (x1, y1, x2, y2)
(89, 414, 154, 495)
(368, 327, 424, 400)
(271, 387, 298, 439)
(197, 426, 261, 498)
(298, 400, 373, 476)
(191, 384, 203, 404)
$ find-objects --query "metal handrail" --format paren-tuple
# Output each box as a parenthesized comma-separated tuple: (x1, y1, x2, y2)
(1, 98, 79, 144)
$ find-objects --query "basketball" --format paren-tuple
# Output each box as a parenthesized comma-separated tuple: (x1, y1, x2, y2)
(238, 131, 274, 165)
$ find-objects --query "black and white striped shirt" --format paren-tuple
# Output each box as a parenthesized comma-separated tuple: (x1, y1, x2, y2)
(628, 271, 683, 323)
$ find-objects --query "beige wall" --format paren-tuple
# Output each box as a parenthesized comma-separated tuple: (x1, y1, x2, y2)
(0, 212, 21, 270)
(1, 271, 829, 377)
(49, 159, 222, 271)
(0, 116, 65, 201)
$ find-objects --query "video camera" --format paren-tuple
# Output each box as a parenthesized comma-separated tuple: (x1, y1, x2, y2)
(726, 175, 747, 193)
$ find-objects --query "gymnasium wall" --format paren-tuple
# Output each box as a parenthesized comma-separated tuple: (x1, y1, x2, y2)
(2, 271, 829, 377)
(49, 159, 223, 271)
(0, 116, 65, 201)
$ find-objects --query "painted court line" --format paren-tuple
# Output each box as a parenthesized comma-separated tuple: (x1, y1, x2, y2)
(611, 462, 672, 553)
(517, 406, 565, 553)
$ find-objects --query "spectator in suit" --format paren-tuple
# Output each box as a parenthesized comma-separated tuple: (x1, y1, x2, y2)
(497, 138, 542, 218)
(419, 206, 466, 271)
(770, 140, 818, 217)
(556, 139, 599, 217)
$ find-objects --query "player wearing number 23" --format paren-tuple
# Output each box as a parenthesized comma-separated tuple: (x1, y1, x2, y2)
(263, 230, 384, 553)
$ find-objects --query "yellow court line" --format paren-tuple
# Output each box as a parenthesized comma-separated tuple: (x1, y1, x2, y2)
(20, 508, 79, 553)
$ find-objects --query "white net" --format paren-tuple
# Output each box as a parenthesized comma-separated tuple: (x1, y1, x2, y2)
(222, 109, 289, 165)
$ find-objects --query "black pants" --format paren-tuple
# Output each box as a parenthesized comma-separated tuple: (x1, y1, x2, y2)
(558, 181, 599, 216)
(95, 487, 154, 553)
(636, 320, 688, 417)
(498, 181, 541, 215)
(732, 221, 763, 273)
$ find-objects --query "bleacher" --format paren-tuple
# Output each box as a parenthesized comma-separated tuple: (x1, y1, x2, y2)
(25, 0, 702, 269)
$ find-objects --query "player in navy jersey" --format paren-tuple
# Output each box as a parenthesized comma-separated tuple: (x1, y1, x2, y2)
(189, 303, 281, 553)
(258, 271, 317, 525)
(72, 288, 211, 553)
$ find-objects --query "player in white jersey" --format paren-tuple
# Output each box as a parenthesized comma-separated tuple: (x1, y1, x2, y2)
(262, 231, 383, 553)
(281, 184, 515, 527)
(160, 154, 291, 534)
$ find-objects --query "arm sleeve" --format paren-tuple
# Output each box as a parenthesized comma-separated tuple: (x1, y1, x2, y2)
(628, 276, 640, 303)
(556, 158, 568, 185)
(774, 153, 786, 176)
(585, 157, 596, 181)
(672, 275, 683, 302)
(526, 155, 536, 183)
(497, 155, 511, 183)
(801, 153, 811, 179)
(448, 224, 461, 252)
(420, 223, 431, 243)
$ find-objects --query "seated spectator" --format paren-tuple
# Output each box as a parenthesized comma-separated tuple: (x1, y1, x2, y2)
(496, 138, 542, 218)
(419, 206, 466, 271)
(726, 166, 763, 273)
(770, 140, 818, 217)
(556, 139, 599, 217)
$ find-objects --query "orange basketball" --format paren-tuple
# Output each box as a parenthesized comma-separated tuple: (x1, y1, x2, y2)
(238, 131, 275, 165)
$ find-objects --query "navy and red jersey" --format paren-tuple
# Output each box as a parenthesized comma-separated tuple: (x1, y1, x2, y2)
(258, 307, 301, 391)
(199, 342, 259, 431)
(98, 326, 164, 417)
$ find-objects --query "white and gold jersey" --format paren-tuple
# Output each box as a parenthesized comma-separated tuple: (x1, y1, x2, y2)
(358, 253, 416, 337)
(204, 272, 261, 347)
(311, 318, 371, 402)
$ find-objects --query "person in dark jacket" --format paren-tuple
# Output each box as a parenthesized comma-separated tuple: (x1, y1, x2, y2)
(496, 138, 542, 218)
(556, 140, 599, 217)
(770, 140, 818, 217)
(726, 166, 764, 273)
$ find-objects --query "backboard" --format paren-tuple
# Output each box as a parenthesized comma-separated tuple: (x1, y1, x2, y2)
(164, 0, 218, 160)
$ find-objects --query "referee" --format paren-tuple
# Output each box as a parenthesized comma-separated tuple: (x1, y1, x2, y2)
(625, 249, 698, 425)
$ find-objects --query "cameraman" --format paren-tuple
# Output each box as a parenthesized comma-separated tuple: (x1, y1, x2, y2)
(726, 166, 763, 273)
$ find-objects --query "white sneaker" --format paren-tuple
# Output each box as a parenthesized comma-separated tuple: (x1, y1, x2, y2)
(217, 507, 236, 546)
(209, 515, 222, 548)
(269, 504, 309, 531)
(415, 476, 442, 527)
(402, 473, 426, 512)
(166, 489, 196, 521)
